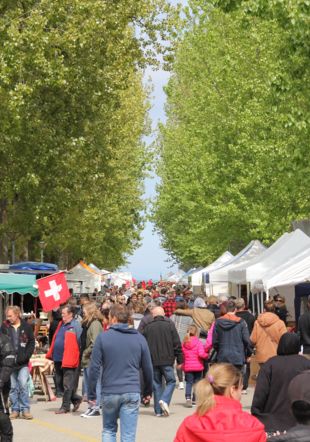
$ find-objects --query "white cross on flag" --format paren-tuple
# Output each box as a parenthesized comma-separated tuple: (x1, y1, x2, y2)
(37, 272, 70, 312)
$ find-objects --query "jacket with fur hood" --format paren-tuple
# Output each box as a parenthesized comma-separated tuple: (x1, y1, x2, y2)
(182, 336, 207, 372)
(250, 312, 287, 363)
(174, 395, 266, 442)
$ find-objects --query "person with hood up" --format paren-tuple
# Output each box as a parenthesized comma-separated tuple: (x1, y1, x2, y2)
(87, 304, 153, 442)
(174, 363, 266, 442)
(251, 332, 310, 433)
(212, 300, 252, 369)
(250, 299, 287, 366)
(182, 324, 208, 407)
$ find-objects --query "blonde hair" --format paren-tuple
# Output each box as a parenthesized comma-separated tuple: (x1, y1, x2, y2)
(196, 363, 242, 416)
(6, 305, 21, 317)
(208, 295, 218, 305)
(82, 302, 104, 325)
(183, 324, 198, 343)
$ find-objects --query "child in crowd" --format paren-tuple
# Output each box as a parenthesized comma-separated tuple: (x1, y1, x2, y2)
(182, 324, 208, 407)
(174, 363, 266, 442)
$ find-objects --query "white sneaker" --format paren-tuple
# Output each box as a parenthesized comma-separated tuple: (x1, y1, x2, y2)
(159, 400, 169, 416)
(186, 399, 192, 408)
(80, 407, 92, 418)
(84, 408, 100, 418)
(178, 382, 184, 390)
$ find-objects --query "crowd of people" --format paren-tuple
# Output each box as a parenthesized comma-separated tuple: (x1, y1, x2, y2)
(0, 283, 310, 441)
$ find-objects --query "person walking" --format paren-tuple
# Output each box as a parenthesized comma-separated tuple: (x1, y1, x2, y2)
(171, 300, 193, 390)
(297, 295, 310, 357)
(182, 324, 207, 407)
(212, 300, 252, 370)
(174, 297, 215, 338)
(174, 363, 266, 442)
(251, 332, 310, 433)
(0, 332, 15, 440)
(80, 302, 103, 417)
(143, 306, 183, 417)
(46, 304, 82, 414)
(235, 297, 255, 393)
(87, 304, 153, 442)
(250, 299, 287, 367)
(1, 306, 35, 420)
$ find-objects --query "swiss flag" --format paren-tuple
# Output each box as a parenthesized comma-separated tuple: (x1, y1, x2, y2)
(37, 272, 70, 312)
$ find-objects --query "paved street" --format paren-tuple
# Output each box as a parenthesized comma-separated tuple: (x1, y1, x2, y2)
(13, 382, 255, 442)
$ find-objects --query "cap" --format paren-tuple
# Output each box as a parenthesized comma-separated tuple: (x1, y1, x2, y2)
(288, 371, 310, 405)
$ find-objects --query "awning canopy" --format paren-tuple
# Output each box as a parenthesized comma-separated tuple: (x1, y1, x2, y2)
(0, 273, 38, 296)
(9, 261, 58, 274)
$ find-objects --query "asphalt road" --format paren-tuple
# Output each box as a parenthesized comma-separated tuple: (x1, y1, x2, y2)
(13, 381, 255, 442)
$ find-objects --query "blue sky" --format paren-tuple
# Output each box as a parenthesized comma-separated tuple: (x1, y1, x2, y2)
(119, 66, 179, 280)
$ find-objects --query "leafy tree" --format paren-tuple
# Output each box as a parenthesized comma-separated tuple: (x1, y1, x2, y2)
(0, 0, 175, 269)
(154, 1, 310, 268)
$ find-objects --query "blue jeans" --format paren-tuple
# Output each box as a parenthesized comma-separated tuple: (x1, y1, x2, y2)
(83, 367, 102, 408)
(10, 366, 30, 412)
(101, 392, 140, 442)
(185, 371, 203, 401)
(153, 365, 176, 415)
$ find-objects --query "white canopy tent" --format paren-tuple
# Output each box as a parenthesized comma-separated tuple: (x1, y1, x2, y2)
(191, 251, 234, 287)
(228, 232, 291, 285)
(248, 229, 310, 293)
(264, 247, 310, 291)
(209, 240, 266, 285)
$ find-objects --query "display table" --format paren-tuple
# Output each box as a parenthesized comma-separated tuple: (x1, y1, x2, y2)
(30, 354, 56, 402)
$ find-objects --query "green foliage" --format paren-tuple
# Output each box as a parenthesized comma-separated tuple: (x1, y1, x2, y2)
(153, 1, 310, 268)
(0, 0, 174, 269)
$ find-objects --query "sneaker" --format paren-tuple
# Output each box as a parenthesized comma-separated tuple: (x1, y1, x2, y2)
(159, 400, 169, 416)
(155, 413, 163, 417)
(178, 382, 184, 390)
(186, 399, 192, 408)
(9, 411, 19, 420)
(84, 408, 100, 418)
(21, 411, 33, 420)
(80, 407, 92, 418)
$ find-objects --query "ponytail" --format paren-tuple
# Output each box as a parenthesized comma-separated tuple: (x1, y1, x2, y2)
(183, 324, 198, 343)
(196, 363, 242, 416)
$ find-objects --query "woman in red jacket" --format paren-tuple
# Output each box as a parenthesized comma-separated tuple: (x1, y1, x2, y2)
(174, 363, 266, 442)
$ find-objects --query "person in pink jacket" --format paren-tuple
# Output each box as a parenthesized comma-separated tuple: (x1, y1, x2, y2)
(182, 324, 208, 407)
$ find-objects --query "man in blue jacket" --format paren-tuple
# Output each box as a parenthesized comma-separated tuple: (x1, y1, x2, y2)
(213, 300, 252, 370)
(88, 304, 153, 442)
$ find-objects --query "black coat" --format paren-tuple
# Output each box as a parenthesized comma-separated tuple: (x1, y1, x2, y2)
(236, 310, 255, 334)
(251, 354, 310, 432)
(0, 333, 15, 413)
(143, 316, 183, 366)
(298, 311, 310, 354)
(1, 320, 35, 370)
(269, 425, 310, 441)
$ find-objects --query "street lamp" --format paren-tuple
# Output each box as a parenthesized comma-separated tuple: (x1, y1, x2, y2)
(39, 241, 45, 263)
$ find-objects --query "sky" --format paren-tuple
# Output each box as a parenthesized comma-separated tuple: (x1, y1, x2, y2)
(119, 66, 179, 281)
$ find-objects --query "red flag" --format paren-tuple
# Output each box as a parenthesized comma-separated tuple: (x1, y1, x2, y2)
(37, 272, 70, 312)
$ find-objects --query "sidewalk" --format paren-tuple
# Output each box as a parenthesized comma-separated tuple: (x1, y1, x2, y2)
(13, 385, 255, 442)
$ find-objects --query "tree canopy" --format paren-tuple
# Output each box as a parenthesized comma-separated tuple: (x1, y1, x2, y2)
(153, 0, 310, 269)
(0, 0, 176, 269)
